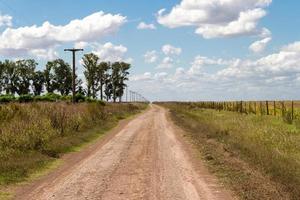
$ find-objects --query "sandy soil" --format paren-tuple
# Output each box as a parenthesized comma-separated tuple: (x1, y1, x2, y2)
(15, 105, 234, 200)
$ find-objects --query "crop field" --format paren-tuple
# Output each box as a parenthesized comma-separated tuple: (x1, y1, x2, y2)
(158, 102, 300, 200)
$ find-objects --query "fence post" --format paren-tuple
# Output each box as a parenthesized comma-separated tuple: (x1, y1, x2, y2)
(274, 101, 276, 116)
(254, 102, 257, 115)
(281, 101, 285, 117)
(260, 101, 263, 115)
(249, 102, 251, 114)
(292, 101, 294, 120)
(240, 101, 243, 113)
(266, 101, 269, 115)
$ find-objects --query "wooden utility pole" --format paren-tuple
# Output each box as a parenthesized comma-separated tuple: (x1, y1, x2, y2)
(64, 48, 84, 103)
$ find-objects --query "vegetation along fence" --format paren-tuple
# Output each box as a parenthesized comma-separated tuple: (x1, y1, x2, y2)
(184, 101, 299, 124)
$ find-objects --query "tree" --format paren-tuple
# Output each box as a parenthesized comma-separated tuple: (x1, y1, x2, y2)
(104, 74, 113, 102)
(116, 62, 130, 102)
(14, 59, 37, 95)
(44, 62, 56, 93)
(52, 59, 72, 96)
(97, 62, 110, 101)
(2, 60, 18, 95)
(111, 62, 130, 102)
(0, 61, 4, 94)
(82, 53, 98, 98)
(76, 78, 85, 96)
(32, 70, 45, 96)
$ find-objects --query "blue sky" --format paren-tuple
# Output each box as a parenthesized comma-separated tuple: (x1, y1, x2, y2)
(0, 0, 300, 101)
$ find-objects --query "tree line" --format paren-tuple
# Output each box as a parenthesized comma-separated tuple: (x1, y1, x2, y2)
(0, 53, 130, 102)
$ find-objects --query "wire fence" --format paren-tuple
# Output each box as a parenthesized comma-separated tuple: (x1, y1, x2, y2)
(181, 101, 299, 124)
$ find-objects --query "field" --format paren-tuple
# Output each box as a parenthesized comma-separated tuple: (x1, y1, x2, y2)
(158, 102, 300, 200)
(0, 102, 147, 186)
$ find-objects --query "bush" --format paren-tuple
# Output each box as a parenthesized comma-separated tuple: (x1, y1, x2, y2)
(34, 93, 62, 102)
(75, 94, 86, 103)
(18, 94, 34, 103)
(283, 110, 293, 124)
(0, 95, 15, 103)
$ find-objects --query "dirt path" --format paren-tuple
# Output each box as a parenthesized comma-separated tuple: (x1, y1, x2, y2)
(15, 105, 234, 200)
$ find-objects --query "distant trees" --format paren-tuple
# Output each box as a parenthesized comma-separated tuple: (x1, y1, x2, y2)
(82, 53, 130, 102)
(0, 53, 131, 102)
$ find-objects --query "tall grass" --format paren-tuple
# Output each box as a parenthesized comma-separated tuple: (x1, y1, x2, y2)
(0, 102, 146, 184)
(160, 102, 300, 200)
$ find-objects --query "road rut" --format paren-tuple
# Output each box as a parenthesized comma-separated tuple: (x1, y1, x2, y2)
(16, 105, 234, 200)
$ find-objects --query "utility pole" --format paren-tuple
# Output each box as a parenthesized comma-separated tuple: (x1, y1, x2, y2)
(64, 48, 84, 103)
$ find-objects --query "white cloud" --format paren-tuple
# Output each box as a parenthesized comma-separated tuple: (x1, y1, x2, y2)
(0, 14, 12, 27)
(249, 37, 272, 53)
(157, 0, 272, 38)
(0, 11, 126, 58)
(130, 40, 300, 101)
(144, 50, 158, 63)
(31, 48, 59, 60)
(282, 41, 300, 52)
(137, 22, 156, 30)
(162, 44, 182, 56)
(130, 72, 152, 81)
(92, 42, 132, 63)
(157, 57, 174, 69)
(74, 41, 89, 49)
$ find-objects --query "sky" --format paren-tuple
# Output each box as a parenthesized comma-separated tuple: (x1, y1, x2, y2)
(0, 0, 300, 101)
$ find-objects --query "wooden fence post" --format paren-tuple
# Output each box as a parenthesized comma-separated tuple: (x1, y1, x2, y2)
(292, 101, 294, 120)
(266, 101, 269, 115)
(254, 102, 257, 115)
(249, 102, 251, 114)
(274, 101, 276, 116)
(240, 101, 243, 113)
(282, 101, 285, 117)
(260, 101, 263, 115)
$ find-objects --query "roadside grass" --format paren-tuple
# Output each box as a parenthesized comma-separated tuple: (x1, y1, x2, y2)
(0, 102, 147, 186)
(160, 103, 300, 200)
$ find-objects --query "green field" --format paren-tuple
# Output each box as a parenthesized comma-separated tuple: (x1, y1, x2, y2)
(159, 102, 300, 200)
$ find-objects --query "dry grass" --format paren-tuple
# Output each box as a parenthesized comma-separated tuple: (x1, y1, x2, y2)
(0, 102, 147, 185)
(159, 102, 300, 200)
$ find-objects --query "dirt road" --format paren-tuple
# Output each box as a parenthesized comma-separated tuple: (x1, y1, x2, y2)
(16, 105, 234, 200)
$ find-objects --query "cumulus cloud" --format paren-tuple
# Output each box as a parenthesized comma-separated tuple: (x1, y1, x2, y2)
(249, 37, 272, 53)
(137, 22, 156, 30)
(157, 57, 174, 69)
(144, 50, 158, 63)
(157, 0, 272, 38)
(91, 42, 133, 63)
(0, 11, 126, 58)
(130, 40, 300, 101)
(0, 14, 12, 27)
(162, 44, 182, 56)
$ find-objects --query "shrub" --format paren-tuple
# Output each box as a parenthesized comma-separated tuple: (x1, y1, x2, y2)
(34, 93, 62, 102)
(0, 95, 15, 103)
(18, 94, 34, 103)
(283, 110, 293, 124)
(75, 94, 86, 103)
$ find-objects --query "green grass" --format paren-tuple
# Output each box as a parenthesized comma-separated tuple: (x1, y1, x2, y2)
(160, 103, 300, 200)
(0, 102, 147, 187)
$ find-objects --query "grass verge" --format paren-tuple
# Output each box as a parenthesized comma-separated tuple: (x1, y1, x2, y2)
(159, 103, 300, 200)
